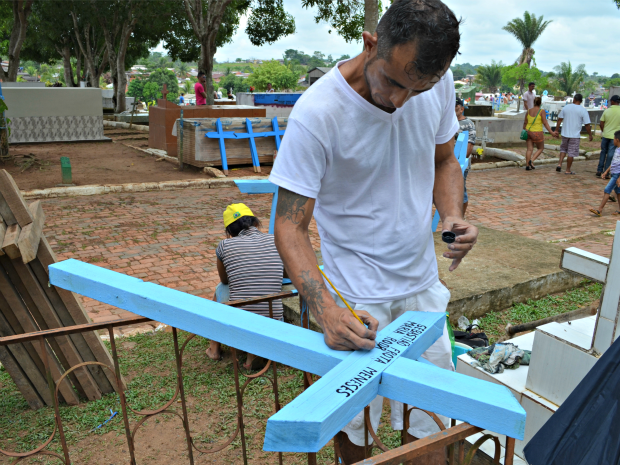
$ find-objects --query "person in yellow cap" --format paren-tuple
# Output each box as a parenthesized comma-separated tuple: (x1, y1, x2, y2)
(206, 203, 286, 369)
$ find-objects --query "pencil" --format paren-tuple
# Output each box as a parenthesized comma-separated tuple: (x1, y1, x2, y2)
(316, 265, 365, 326)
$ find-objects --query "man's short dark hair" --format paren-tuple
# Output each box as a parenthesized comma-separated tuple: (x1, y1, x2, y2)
(614, 129, 620, 141)
(375, 0, 461, 78)
(455, 98, 463, 106)
(611, 95, 620, 102)
(197, 71, 205, 78)
(574, 93, 583, 103)
(528, 82, 535, 86)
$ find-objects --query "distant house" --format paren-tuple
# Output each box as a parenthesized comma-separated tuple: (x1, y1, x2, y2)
(307, 67, 332, 85)
(212, 72, 225, 82)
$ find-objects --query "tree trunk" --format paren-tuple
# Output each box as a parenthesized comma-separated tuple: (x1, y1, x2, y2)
(59, 45, 75, 87)
(199, 37, 215, 105)
(364, 0, 379, 34)
(0, 0, 34, 82)
(75, 48, 82, 85)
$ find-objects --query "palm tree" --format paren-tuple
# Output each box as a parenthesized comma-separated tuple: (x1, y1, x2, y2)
(182, 80, 193, 95)
(475, 61, 504, 93)
(176, 62, 190, 78)
(549, 62, 588, 96)
(503, 12, 552, 67)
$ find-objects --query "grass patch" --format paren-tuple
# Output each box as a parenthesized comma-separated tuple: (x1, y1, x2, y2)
(477, 280, 602, 343)
(0, 330, 401, 463)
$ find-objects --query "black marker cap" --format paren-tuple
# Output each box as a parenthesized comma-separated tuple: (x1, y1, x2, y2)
(442, 231, 456, 244)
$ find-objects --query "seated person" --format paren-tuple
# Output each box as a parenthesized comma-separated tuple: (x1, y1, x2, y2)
(206, 203, 286, 369)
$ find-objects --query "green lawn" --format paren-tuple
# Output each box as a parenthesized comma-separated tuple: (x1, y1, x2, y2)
(477, 280, 602, 343)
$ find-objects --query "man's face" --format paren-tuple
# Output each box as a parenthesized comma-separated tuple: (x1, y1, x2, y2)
(528, 84, 535, 92)
(363, 41, 449, 110)
(267, 83, 272, 90)
(199, 74, 206, 84)
(455, 104, 463, 118)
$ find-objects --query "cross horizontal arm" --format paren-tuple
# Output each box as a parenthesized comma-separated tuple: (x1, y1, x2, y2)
(561, 247, 609, 283)
(49, 260, 526, 445)
(234, 179, 278, 194)
(381, 360, 525, 440)
(49, 259, 344, 375)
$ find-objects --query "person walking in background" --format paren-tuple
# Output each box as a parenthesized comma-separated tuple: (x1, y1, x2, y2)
(179, 93, 185, 104)
(523, 82, 536, 110)
(556, 94, 593, 175)
(194, 71, 207, 106)
(590, 130, 620, 217)
(597, 95, 620, 177)
(524, 96, 558, 171)
(455, 98, 476, 215)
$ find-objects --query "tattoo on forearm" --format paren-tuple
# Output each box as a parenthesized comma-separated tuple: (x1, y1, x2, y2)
(276, 188, 308, 225)
(299, 270, 326, 317)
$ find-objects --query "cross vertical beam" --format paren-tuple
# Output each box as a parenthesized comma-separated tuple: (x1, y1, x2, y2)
(240, 118, 261, 173)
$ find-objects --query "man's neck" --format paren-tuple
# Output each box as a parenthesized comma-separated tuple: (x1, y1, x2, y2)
(338, 54, 396, 114)
(457, 115, 466, 121)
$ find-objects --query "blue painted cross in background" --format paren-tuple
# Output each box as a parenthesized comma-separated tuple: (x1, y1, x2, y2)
(50, 260, 526, 453)
(206, 117, 286, 175)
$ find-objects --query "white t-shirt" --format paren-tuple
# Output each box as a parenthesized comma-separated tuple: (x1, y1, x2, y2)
(269, 62, 459, 304)
(523, 90, 535, 109)
(559, 104, 591, 138)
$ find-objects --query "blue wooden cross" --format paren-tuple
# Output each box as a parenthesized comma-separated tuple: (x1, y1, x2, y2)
(50, 259, 526, 453)
(205, 118, 233, 175)
(206, 118, 287, 175)
(229, 118, 262, 173)
(271, 117, 285, 151)
(431, 131, 469, 232)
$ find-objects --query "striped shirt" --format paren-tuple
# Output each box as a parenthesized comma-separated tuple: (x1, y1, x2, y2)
(216, 227, 284, 318)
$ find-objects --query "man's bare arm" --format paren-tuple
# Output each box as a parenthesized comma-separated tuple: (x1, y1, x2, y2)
(434, 139, 478, 271)
(274, 187, 378, 350)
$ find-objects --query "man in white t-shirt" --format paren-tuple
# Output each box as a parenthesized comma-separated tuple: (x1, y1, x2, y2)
(523, 82, 536, 110)
(556, 94, 592, 174)
(269, 0, 478, 462)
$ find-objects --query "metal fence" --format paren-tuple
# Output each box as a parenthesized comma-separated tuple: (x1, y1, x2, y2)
(0, 291, 515, 465)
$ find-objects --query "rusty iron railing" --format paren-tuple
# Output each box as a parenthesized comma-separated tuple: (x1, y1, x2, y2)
(0, 291, 516, 465)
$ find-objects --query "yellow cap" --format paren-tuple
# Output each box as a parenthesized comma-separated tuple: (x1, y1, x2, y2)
(223, 203, 254, 227)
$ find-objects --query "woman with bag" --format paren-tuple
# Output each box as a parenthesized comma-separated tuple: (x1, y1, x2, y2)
(522, 96, 559, 170)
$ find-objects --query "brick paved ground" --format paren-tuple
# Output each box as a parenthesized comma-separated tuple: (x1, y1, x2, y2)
(41, 158, 616, 326)
(43, 188, 321, 328)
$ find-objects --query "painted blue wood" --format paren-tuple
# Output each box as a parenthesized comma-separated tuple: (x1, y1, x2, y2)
(233, 179, 279, 234)
(263, 311, 445, 452)
(271, 117, 285, 151)
(234, 179, 278, 194)
(431, 131, 469, 232)
(381, 360, 526, 440)
(49, 259, 346, 376)
(49, 260, 526, 447)
(205, 119, 232, 172)
(243, 118, 260, 171)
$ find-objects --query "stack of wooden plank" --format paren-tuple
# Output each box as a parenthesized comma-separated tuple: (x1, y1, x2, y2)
(0, 170, 118, 409)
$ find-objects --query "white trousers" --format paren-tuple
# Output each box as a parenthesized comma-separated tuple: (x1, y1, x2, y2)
(333, 280, 454, 447)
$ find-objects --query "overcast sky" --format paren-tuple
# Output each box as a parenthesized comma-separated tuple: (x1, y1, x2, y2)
(157, 0, 620, 76)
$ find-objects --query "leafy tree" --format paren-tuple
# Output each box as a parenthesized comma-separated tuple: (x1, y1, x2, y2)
(218, 74, 250, 94)
(502, 11, 551, 67)
(165, 0, 295, 105)
(0, 0, 35, 81)
(247, 60, 300, 90)
(606, 78, 620, 87)
(452, 68, 466, 80)
(502, 63, 548, 94)
(284, 49, 312, 65)
(475, 61, 504, 92)
(548, 62, 587, 96)
(301, 0, 364, 42)
(235, 57, 242, 62)
(181, 80, 193, 94)
(127, 69, 179, 102)
(175, 61, 191, 78)
(612, 73, 620, 79)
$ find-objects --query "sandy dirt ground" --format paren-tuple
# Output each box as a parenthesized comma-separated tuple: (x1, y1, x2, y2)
(5, 128, 270, 190)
